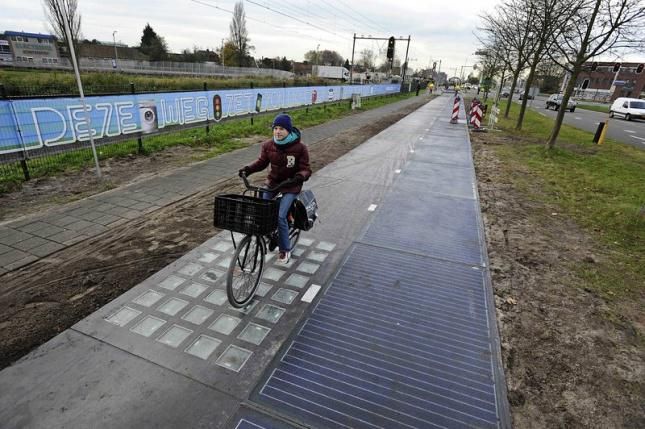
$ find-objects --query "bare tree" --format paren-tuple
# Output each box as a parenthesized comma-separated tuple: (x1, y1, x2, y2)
(358, 49, 376, 70)
(546, 0, 645, 148)
(515, 0, 580, 130)
(229, 1, 254, 67)
(480, 0, 535, 118)
(42, 0, 81, 63)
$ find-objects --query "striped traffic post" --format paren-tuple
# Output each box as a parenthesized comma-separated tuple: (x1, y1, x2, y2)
(450, 94, 460, 123)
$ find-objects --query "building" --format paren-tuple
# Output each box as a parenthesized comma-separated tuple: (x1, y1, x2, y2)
(1, 31, 60, 65)
(574, 61, 645, 101)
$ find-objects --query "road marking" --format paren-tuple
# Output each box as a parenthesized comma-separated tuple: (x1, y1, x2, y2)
(625, 130, 635, 134)
(574, 117, 582, 120)
(301, 284, 321, 303)
(368, 204, 378, 211)
(630, 135, 645, 141)
(394, 169, 401, 174)
(539, 112, 547, 117)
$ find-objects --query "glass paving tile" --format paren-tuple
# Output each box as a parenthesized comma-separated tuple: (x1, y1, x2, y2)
(130, 315, 166, 337)
(227, 300, 258, 314)
(298, 237, 314, 247)
(238, 323, 270, 345)
(178, 262, 204, 276)
(158, 275, 186, 291)
(255, 283, 273, 297)
(204, 289, 228, 306)
(212, 241, 233, 252)
(182, 305, 214, 325)
(285, 273, 309, 289)
(185, 335, 221, 360)
(105, 307, 141, 327)
(296, 262, 320, 275)
(263, 268, 286, 282)
(198, 252, 218, 264)
(291, 247, 305, 257)
(306, 251, 328, 263)
(132, 290, 165, 307)
(156, 325, 193, 348)
(216, 345, 252, 372)
(265, 252, 275, 262)
(201, 269, 226, 284)
(316, 241, 336, 251)
(256, 304, 285, 324)
(272, 288, 298, 305)
(179, 282, 208, 298)
(209, 314, 242, 335)
(217, 256, 232, 268)
(157, 298, 189, 316)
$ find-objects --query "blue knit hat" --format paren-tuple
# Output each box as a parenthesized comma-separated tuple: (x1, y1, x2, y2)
(272, 114, 293, 133)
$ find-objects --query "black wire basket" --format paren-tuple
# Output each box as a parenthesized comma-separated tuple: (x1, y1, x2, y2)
(213, 194, 278, 235)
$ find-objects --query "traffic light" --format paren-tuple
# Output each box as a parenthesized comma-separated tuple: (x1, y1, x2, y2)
(386, 36, 395, 60)
(637, 63, 644, 74)
(590, 62, 598, 71)
(613, 62, 621, 72)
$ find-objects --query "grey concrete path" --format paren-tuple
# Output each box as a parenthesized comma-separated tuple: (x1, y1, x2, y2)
(0, 94, 510, 428)
(0, 96, 425, 275)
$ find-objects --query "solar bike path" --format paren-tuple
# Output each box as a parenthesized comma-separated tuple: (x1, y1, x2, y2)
(244, 96, 510, 428)
(0, 94, 509, 428)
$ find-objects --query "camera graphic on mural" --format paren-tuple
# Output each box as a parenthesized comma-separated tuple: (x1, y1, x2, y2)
(138, 100, 158, 134)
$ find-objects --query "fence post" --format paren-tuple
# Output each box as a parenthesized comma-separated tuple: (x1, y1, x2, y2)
(131, 83, 144, 154)
(203, 82, 210, 134)
(250, 81, 254, 125)
(2, 85, 31, 181)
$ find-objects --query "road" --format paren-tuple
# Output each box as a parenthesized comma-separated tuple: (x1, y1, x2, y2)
(504, 94, 645, 149)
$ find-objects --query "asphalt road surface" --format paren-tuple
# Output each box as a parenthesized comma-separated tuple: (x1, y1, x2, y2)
(504, 94, 645, 149)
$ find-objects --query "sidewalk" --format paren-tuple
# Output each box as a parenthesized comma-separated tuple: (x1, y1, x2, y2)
(0, 94, 510, 428)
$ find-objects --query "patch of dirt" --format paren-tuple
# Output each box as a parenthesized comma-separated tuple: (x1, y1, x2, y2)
(471, 131, 645, 428)
(0, 98, 429, 370)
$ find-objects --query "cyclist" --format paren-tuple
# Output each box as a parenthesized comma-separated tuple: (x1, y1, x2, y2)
(239, 113, 311, 265)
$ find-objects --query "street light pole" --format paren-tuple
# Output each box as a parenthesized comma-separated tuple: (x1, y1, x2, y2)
(112, 30, 118, 70)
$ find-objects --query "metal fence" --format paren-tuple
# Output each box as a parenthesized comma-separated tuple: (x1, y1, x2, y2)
(1, 57, 294, 80)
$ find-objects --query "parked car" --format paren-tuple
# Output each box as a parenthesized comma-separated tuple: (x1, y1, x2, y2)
(609, 97, 645, 121)
(519, 93, 534, 100)
(545, 94, 576, 112)
(501, 89, 510, 98)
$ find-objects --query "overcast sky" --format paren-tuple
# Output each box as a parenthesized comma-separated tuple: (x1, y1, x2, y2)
(2, 0, 642, 76)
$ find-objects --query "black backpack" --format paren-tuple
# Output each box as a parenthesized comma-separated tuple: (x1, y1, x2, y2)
(292, 190, 318, 231)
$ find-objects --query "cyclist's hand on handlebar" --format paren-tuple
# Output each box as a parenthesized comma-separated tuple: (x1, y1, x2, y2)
(238, 167, 250, 177)
(293, 174, 305, 184)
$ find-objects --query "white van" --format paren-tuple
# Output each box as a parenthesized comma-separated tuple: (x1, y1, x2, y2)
(609, 97, 645, 121)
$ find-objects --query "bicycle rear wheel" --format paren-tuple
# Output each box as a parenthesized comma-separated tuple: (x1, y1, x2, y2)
(227, 235, 265, 308)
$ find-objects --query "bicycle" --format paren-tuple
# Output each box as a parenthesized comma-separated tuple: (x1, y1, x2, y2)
(213, 174, 302, 308)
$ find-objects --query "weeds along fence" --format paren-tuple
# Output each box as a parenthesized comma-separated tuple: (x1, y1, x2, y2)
(0, 82, 403, 190)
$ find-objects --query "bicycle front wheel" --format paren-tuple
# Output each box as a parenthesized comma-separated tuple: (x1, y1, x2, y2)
(227, 235, 265, 308)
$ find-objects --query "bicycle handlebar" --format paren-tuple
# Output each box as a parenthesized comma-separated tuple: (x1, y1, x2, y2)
(240, 173, 295, 194)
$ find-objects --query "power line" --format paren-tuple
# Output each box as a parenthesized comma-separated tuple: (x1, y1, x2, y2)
(331, 0, 391, 35)
(189, 0, 340, 45)
(244, 0, 345, 39)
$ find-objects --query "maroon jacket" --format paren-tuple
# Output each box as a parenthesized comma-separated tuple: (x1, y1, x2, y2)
(245, 128, 312, 194)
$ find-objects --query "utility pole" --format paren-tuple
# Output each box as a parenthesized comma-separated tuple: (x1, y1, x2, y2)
(401, 35, 411, 83)
(112, 30, 119, 70)
(350, 33, 356, 84)
(221, 39, 225, 66)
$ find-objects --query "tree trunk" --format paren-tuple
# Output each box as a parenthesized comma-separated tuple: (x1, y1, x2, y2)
(546, 66, 579, 149)
(504, 66, 522, 118)
(515, 62, 538, 130)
